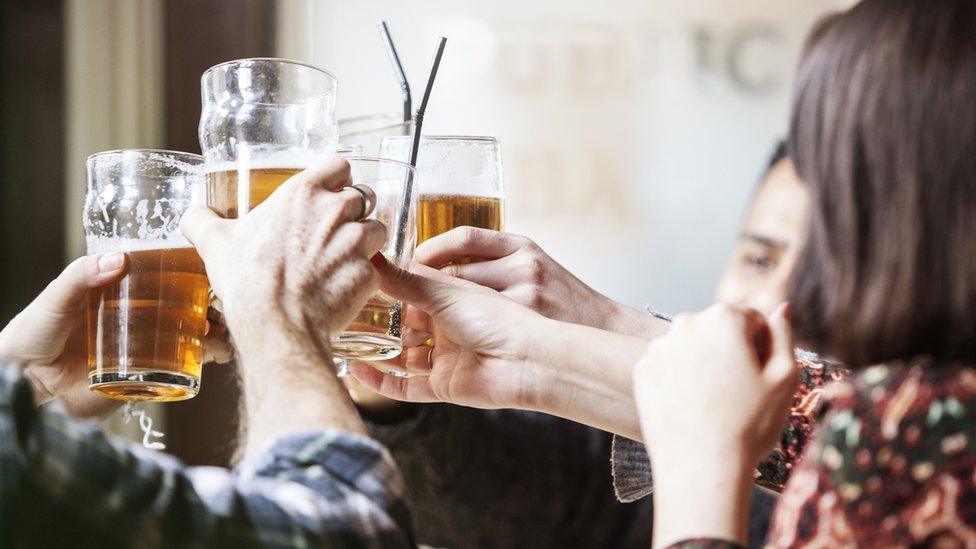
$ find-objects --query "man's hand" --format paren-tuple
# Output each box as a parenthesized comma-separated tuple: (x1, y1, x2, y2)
(180, 157, 387, 455)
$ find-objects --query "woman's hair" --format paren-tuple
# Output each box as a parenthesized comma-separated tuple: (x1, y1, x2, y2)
(788, 0, 976, 367)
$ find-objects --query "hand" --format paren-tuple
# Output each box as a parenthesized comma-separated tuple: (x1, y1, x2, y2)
(0, 254, 127, 418)
(181, 158, 386, 351)
(348, 257, 552, 410)
(180, 157, 387, 452)
(0, 255, 235, 419)
(414, 227, 663, 338)
(633, 303, 797, 547)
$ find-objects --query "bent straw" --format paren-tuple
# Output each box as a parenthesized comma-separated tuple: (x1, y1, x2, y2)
(377, 21, 412, 123)
(393, 36, 447, 259)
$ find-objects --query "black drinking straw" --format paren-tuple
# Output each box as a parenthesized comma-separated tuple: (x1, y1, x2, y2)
(378, 21, 412, 123)
(393, 37, 447, 258)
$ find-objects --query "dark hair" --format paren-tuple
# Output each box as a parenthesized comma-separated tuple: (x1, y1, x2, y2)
(765, 140, 789, 174)
(788, 0, 976, 367)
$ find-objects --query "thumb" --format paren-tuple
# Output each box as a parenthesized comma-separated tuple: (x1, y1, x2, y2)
(0, 253, 127, 361)
(35, 253, 127, 316)
(763, 303, 797, 385)
(180, 205, 230, 261)
(370, 254, 451, 312)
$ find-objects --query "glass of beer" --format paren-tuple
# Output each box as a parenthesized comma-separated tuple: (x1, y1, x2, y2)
(200, 58, 338, 218)
(379, 136, 504, 256)
(84, 149, 207, 402)
(331, 157, 417, 369)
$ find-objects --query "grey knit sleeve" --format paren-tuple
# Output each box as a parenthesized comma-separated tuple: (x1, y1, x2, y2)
(607, 305, 671, 503)
(610, 435, 653, 502)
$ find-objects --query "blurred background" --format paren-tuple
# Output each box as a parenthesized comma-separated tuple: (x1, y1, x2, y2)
(1, 0, 852, 464)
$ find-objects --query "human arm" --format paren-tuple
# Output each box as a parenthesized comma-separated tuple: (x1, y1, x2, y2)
(0, 363, 413, 547)
(180, 157, 386, 457)
(632, 304, 797, 548)
(349, 258, 649, 440)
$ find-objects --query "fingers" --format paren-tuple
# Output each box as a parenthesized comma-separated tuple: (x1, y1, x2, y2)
(330, 219, 387, 261)
(415, 227, 527, 267)
(370, 254, 451, 312)
(35, 253, 127, 316)
(203, 314, 235, 365)
(180, 205, 231, 260)
(347, 361, 439, 403)
(326, 185, 376, 223)
(439, 255, 519, 290)
(764, 303, 798, 386)
(358, 220, 387, 257)
(291, 156, 352, 192)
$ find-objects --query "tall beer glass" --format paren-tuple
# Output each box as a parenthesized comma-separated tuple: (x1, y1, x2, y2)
(331, 158, 417, 367)
(380, 136, 504, 256)
(85, 150, 207, 402)
(200, 58, 338, 218)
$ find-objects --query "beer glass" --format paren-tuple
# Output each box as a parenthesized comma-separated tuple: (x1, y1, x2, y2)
(380, 136, 504, 257)
(331, 157, 417, 368)
(200, 58, 338, 217)
(85, 150, 207, 402)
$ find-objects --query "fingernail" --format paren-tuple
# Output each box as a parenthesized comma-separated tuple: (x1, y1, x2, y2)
(370, 252, 389, 269)
(97, 252, 125, 272)
(776, 302, 792, 323)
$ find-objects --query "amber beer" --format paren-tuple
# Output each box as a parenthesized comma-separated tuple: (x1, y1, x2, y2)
(417, 194, 504, 266)
(207, 165, 303, 218)
(87, 244, 208, 401)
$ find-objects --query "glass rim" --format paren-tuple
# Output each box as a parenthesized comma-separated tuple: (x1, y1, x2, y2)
(381, 135, 499, 144)
(344, 155, 417, 173)
(86, 148, 204, 165)
(201, 57, 338, 85)
(338, 113, 413, 139)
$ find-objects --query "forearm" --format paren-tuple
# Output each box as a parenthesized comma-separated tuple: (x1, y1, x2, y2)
(601, 300, 671, 340)
(527, 319, 648, 440)
(236, 328, 366, 457)
(651, 457, 753, 549)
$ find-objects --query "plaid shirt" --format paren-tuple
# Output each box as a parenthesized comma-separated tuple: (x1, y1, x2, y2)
(0, 365, 415, 548)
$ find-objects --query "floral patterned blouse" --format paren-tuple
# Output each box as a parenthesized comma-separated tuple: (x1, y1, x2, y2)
(669, 358, 976, 548)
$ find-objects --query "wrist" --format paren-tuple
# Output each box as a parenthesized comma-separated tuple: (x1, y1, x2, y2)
(652, 453, 754, 548)
(521, 318, 647, 439)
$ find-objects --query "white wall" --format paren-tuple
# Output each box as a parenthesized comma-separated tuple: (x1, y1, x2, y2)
(279, 0, 845, 313)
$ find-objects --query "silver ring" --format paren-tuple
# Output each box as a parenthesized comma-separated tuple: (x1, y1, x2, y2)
(343, 184, 376, 221)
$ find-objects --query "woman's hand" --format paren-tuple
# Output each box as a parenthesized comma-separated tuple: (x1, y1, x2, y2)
(0, 254, 235, 419)
(348, 257, 651, 439)
(414, 227, 665, 339)
(633, 303, 797, 548)
(349, 257, 551, 410)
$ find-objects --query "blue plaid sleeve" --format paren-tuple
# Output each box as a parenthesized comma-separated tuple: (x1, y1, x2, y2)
(0, 364, 414, 548)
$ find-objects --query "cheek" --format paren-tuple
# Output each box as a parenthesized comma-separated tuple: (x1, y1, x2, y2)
(715, 271, 747, 305)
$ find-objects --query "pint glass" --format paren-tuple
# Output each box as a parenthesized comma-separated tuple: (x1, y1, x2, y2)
(200, 58, 338, 217)
(84, 150, 207, 401)
(331, 158, 417, 366)
(380, 136, 504, 255)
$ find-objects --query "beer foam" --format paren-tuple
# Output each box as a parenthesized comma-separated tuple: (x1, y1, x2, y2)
(416, 184, 503, 199)
(86, 236, 194, 254)
(204, 152, 319, 174)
